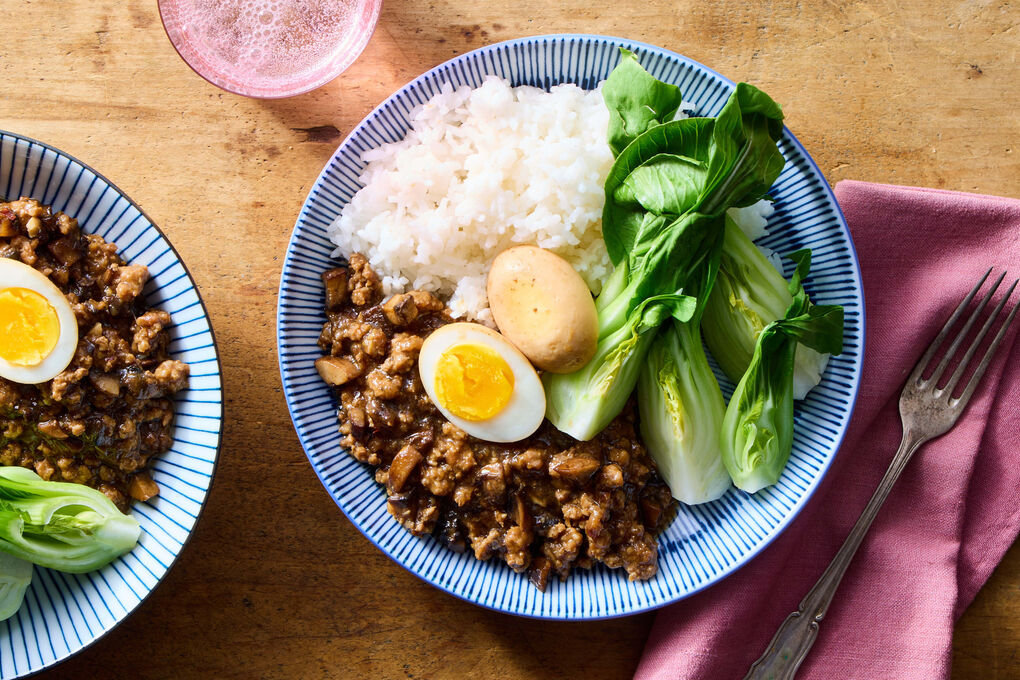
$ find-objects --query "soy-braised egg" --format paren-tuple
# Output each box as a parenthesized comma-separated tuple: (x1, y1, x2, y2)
(0, 258, 79, 384)
(418, 322, 545, 442)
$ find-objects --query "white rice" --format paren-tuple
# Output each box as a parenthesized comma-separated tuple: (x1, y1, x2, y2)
(328, 76, 615, 322)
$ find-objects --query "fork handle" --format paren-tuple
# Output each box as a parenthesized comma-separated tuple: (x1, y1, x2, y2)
(743, 430, 926, 680)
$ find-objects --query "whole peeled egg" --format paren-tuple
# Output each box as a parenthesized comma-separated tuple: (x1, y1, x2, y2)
(418, 322, 545, 442)
(0, 258, 79, 384)
(487, 246, 598, 373)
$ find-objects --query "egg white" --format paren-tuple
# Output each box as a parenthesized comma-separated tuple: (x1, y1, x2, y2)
(418, 322, 546, 443)
(0, 258, 79, 384)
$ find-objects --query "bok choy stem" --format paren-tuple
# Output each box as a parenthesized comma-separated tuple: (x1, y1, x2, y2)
(720, 250, 844, 493)
(0, 551, 31, 621)
(638, 319, 729, 504)
(543, 267, 697, 441)
(704, 215, 830, 399)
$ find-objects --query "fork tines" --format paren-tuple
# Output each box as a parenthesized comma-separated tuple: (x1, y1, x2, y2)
(911, 268, 1020, 404)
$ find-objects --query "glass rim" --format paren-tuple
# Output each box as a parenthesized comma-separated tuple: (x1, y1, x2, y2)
(156, 0, 383, 99)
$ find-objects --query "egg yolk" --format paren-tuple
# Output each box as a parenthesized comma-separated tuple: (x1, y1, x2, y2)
(434, 343, 514, 421)
(0, 287, 60, 366)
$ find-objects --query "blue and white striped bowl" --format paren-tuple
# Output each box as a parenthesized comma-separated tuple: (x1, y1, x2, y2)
(278, 35, 864, 619)
(0, 132, 223, 674)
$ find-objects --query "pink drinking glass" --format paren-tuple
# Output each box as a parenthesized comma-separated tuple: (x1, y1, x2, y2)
(158, 0, 382, 99)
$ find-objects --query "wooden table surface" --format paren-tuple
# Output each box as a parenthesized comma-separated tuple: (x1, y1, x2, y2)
(1, 0, 1018, 678)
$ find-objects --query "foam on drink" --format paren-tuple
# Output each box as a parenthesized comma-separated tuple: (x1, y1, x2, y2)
(160, 0, 378, 97)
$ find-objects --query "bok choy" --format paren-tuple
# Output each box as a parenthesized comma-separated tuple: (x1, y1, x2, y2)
(543, 50, 787, 442)
(636, 249, 729, 505)
(0, 467, 140, 573)
(721, 251, 844, 492)
(0, 552, 31, 621)
(704, 215, 830, 399)
(638, 318, 729, 504)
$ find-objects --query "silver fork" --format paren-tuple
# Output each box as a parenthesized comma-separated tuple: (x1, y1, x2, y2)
(744, 269, 1020, 680)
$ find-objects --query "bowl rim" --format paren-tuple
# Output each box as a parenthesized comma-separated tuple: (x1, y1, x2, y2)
(0, 129, 225, 673)
(276, 33, 866, 620)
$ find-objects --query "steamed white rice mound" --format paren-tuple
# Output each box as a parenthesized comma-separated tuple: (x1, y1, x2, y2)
(328, 76, 614, 322)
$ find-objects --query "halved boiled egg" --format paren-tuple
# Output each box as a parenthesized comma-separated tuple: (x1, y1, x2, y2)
(0, 258, 78, 384)
(419, 322, 545, 443)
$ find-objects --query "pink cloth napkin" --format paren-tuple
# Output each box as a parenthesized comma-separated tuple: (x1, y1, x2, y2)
(636, 180, 1020, 680)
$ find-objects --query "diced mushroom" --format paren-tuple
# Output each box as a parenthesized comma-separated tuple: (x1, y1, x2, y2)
(439, 514, 467, 554)
(528, 556, 552, 592)
(381, 293, 418, 326)
(640, 496, 663, 528)
(321, 267, 349, 311)
(47, 238, 81, 266)
(511, 493, 532, 529)
(406, 429, 434, 452)
(36, 420, 68, 440)
(548, 453, 600, 484)
(89, 371, 121, 396)
(128, 474, 160, 502)
(387, 445, 423, 493)
(314, 356, 361, 386)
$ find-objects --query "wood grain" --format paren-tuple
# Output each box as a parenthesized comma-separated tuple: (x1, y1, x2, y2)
(0, 0, 1016, 677)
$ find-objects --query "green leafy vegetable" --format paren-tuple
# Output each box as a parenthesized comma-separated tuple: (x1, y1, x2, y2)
(638, 319, 729, 504)
(0, 552, 31, 621)
(602, 49, 685, 156)
(544, 50, 787, 442)
(720, 250, 844, 493)
(543, 284, 697, 441)
(701, 83, 786, 213)
(601, 117, 714, 265)
(0, 467, 140, 573)
(601, 82, 785, 264)
(703, 215, 830, 398)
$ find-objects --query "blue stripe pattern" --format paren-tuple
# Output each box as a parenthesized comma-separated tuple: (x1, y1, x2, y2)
(0, 132, 223, 675)
(276, 35, 865, 620)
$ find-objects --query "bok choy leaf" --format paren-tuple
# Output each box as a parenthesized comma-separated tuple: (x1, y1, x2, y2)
(0, 467, 140, 573)
(602, 49, 686, 157)
(721, 250, 844, 493)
